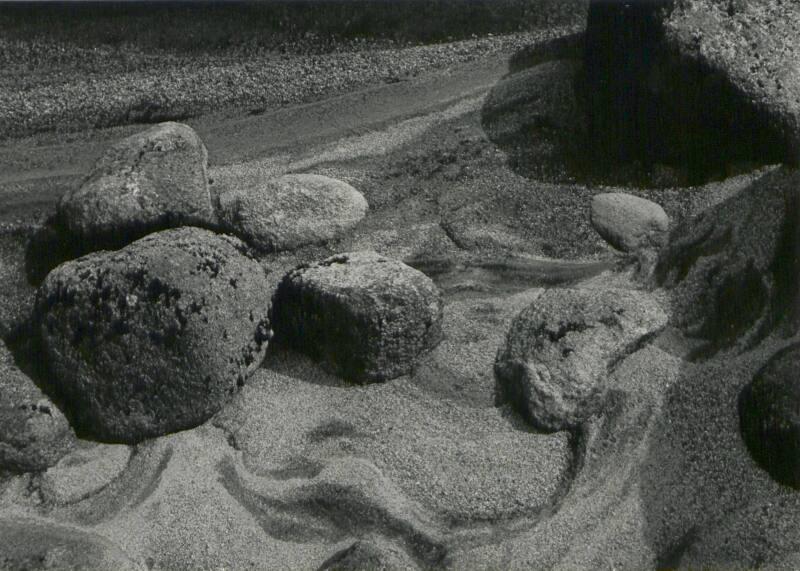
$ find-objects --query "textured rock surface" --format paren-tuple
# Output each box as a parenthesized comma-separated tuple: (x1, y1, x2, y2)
(590, 192, 669, 253)
(584, 0, 797, 181)
(663, 0, 800, 163)
(57, 122, 214, 252)
(0, 340, 74, 473)
(271, 251, 443, 383)
(739, 344, 800, 489)
(217, 173, 367, 252)
(655, 167, 800, 358)
(35, 227, 272, 443)
(495, 287, 668, 432)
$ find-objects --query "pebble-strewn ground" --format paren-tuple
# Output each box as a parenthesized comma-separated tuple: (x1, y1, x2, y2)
(0, 29, 577, 140)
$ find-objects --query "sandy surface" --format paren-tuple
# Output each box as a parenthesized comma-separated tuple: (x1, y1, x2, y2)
(0, 28, 797, 570)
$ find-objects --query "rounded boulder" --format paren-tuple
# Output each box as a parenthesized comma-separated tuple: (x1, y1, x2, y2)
(739, 344, 800, 489)
(0, 340, 75, 473)
(57, 122, 215, 252)
(495, 287, 668, 432)
(590, 193, 670, 253)
(216, 173, 367, 253)
(270, 251, 443, 383)
(35, 227, 272, 443)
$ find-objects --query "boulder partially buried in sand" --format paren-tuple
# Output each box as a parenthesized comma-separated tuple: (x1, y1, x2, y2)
(57, 122, 215, 252)
(217, 173, 368, 253)
(495, 287, 667, 432)
(270, 251, 443, 383)
(0, 340, 74, 473)
(655, 167, 800, 358)
(739, 344, 800, 489)
(35, 227, 272, 443)
(584, 0, 799, 180)
(590, 193, 669, 253)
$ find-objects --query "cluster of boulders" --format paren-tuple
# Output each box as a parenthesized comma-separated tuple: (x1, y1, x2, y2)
(6, 0, 800, 501)
(2, 122, 442, 470)
(581, 0, 800, 491)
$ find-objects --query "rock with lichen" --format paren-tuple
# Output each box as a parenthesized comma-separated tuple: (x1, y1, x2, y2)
(35, 227, 272, 443)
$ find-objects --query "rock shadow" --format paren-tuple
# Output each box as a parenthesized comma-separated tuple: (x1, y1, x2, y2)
(481, 25, 786, 188)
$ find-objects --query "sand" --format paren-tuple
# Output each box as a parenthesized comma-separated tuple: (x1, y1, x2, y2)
(0, 27, 797, 570)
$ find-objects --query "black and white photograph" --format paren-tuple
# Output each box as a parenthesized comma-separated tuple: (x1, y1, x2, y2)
(0, 0, 799, 568)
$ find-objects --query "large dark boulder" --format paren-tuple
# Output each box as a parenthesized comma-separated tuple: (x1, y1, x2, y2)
(584, 0, 798, 181)
(495, 287, 667, 432)
(654, 167, 800, 358)
(271, 251, 443, 383)
(55, 122, 215, 254)
(0, 340, 75, 473)
(35, 227, 272, 443)
(739, 344, 800, 489)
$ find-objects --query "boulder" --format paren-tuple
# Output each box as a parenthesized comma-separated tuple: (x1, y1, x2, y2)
(270, 251, 443, 383)
(739, 344, 800, 489)
(654, 167, 800, 358)
(217, 174, 367, 253)
(584, 0, 797, 182)
(35, 227, 272, 443)
(495, 288, 668, 432)
(57, 122, 215, 253)
(0, 340, 74, 473)
(590, 192, 670, 253)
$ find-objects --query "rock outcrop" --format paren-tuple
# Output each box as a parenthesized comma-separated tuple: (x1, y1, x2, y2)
(739, 343, 800, 489)
(56, 122, 215, 253)
(590, 193, 669, 253)
(583, 0, 798, 182)
(495, 287, 667, 432)
(270, 251, 443, 383)
(0, 340, 74, 473)
(35, 227, 272, 443)
(654, 167, 800, 358)
(217, 173, 367, 253)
